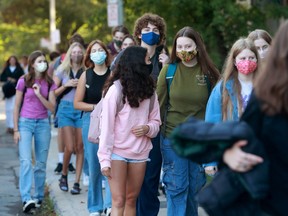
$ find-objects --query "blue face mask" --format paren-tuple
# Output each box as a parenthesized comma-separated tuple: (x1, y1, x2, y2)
(141, 32, 160, 46)
(90, 51, 107, 65)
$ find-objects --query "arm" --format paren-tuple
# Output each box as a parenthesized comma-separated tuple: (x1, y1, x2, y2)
(146, 93, 161, 138)
(53, 72, 77, 97)
(205, 81, 223, 123)
(98, 85, 118, 173)
(223, 140, 263, 172)
(13, 90, 23, 144)
(32, 83, 56, 113)
(131, 93, 161, 138)
(74, 72, 94, 112)
(156, 65, 169, 122)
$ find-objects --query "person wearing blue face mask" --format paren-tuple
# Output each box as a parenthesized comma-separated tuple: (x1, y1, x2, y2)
(74, 40, 112, 216)
(133, 13, 168, 216)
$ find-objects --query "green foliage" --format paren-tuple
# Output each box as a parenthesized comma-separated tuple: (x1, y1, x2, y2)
(0, 0, 287, 71)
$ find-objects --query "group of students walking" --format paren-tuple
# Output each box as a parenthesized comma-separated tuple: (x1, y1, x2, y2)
(1, 11, 288, 216)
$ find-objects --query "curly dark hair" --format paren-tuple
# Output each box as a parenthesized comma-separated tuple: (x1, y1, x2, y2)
(133, 13, 166, 46)
(103, 46, 155, 108)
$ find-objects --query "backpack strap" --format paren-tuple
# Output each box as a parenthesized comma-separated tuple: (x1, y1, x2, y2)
(166, 63, 177, 94)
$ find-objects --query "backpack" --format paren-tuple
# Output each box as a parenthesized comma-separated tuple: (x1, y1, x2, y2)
(88, 80, 156, 144)
(88, 80, 123, 143)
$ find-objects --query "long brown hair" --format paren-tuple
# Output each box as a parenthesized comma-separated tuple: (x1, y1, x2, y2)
(221, 38, 260, 120)
(170, 26, 220, 88)
(255, 21, 288, 115)
(25, 51, 53, 87)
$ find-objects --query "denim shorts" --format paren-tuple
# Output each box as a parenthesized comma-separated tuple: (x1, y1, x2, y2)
(111, 153, 150, 163)
(57, 100, 82, 128)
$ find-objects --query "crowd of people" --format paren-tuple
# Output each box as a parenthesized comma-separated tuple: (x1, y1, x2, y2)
(1, 12, 287, 216)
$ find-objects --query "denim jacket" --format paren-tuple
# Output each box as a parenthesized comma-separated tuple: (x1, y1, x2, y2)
(205, 79, 239, 123)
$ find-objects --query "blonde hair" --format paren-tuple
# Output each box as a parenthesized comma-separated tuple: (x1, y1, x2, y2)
(247, 29, 272, 45)
(221, 38, 260, 120)
(57, 42, 85, 75)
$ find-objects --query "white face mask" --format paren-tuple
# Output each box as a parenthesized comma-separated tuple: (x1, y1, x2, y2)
(35, 62, 47, 73)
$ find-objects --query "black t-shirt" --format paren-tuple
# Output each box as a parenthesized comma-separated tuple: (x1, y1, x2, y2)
(84, 68, 110, 104)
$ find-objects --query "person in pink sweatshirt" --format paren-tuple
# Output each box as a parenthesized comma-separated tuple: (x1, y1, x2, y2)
(98, 46, 161, 216)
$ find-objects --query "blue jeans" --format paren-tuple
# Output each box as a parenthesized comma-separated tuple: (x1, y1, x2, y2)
(82, 112, 111, 213)
(161, 136, 206, 216)
(18, 117, 51, 203)
(137, 133, 162, 216)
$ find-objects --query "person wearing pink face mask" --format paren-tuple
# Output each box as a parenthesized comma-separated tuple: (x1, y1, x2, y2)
(205, 38, 260, 123)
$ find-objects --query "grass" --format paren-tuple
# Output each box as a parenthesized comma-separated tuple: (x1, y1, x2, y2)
(32, 186, 57, 216)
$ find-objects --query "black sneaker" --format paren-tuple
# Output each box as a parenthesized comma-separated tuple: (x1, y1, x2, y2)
(54, 163, 63, 174)
(23, 200, 36, 213)
(68, 163, 76, 173)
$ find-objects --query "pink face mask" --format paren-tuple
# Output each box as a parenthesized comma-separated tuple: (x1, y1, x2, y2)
(235, 60, 257, 75)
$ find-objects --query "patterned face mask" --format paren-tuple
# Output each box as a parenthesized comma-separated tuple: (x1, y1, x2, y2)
(235, 60, 257, 75)
(176, 49, 197, 62)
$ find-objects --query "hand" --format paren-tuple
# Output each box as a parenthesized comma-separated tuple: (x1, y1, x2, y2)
(159, 53, 170, 65)
(32, 83, 41, 96)
(65, 79, 78, 88)
(223, 140, 264, 172)
(131, 125, 149, 137)
(101, 167, 111, 179)
(204, 166, 218, 177)
(8, 77, 16, 83)
(13, 131, 20, 144)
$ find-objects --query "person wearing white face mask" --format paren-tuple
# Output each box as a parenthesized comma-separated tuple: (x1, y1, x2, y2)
(13, 51, 57, 213)
(157, 26, 220, 216)
(74, 40, 112, 216)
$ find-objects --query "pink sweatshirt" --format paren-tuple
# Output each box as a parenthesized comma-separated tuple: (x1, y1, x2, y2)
(98, 84, 161, 170)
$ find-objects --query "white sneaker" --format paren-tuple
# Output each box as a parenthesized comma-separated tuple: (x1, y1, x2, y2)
(83, 173, 89, 186)
(105, 207, 112, 216)
(89, 212, 101, 216)
(23, 200, 36, 213)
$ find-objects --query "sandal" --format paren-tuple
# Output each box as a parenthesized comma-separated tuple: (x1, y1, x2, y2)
(59, 176, 68, 191)
(70, 183, 81, 195)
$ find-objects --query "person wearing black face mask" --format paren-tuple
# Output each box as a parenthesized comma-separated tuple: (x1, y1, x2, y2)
(107, 25, 130, 60)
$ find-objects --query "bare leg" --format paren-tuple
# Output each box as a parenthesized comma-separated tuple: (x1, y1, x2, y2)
(74, 128, 83, 184)
(124, 162, 146, 216)
(109, 160, 127, 216)
(62, 126, 75, 176)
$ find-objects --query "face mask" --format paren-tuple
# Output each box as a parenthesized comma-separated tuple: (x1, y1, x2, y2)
(35, 62, 47, 73)
(141, 32, 160, 46)
(71, 55, 83, 64)
(90, 51, 107, 65)
(114, 39, 123, 47)
(235, 60, 257, 75)
(176, 50, 197, 62)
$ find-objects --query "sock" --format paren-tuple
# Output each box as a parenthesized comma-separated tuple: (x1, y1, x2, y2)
(58, 152, 64, 164)
(61, 174, 67, 179)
